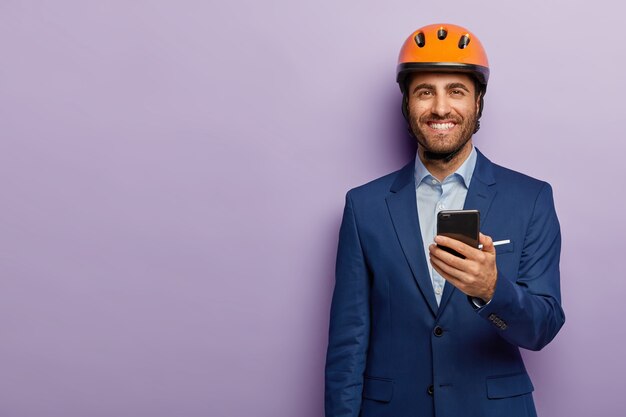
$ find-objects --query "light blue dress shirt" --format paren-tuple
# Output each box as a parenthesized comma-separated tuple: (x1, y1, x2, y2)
(414, 146, 477, 305)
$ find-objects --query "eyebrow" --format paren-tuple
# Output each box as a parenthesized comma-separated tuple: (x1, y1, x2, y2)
(447, 82, 471, 93)
(411, 83, 435, 94)
(411, 82, 471, 94)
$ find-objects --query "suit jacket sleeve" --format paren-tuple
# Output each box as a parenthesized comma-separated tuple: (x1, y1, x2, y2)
(325, 192, 370, 417)
(478, 182, 565, 351)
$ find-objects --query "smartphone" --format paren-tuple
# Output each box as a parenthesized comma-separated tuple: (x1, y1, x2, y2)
(436, 210, 480, 258)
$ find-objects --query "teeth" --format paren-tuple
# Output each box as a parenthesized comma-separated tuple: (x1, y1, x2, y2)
(430, 122, 455, 130)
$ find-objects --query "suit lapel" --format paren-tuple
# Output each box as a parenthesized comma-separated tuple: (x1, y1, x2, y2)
(386, 160, 439, 316)
(438, 148, 498, 314)
(462, 149, 497, 229)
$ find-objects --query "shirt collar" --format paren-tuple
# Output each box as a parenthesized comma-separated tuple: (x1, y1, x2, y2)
(414, 145, 477, 188)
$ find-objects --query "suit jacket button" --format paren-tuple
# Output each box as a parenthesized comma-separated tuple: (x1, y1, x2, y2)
(427, 384, 434, 395)
(433, 326, 444, 337)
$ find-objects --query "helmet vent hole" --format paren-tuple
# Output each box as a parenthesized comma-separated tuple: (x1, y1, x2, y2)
(458, 34, 471, 49)
(437, 28, 447, 40)
(414, 32, 425, 47)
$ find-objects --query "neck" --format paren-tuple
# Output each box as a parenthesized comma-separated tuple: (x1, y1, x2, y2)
(418, 141, 473, 182)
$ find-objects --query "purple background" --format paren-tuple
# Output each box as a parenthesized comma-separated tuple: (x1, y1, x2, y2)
(0, 1, 623, 416)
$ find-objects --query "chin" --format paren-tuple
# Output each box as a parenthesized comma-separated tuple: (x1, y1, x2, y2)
(423, 140, 464, 154)
(420, 137, 472, 161)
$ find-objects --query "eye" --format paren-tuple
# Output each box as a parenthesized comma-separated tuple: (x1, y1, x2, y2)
(417, 90, 433, 97)
(450, 89, 465, 96)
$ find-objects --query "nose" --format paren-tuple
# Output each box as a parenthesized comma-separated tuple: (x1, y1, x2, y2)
(431, 95, 451, 117)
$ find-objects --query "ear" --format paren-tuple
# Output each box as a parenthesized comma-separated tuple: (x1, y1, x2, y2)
(402, 93, 410, 121)
(475, 91, 482, 114)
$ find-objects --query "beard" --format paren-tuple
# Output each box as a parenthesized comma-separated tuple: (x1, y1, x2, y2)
(409, 111, 477, 163)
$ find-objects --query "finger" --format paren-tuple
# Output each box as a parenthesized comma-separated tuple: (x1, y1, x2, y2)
(429, 243, 467, 269)
(430, 257, 475, 295)
(430, 257, 460, 287)
(429, 254, 473, 285)
(434, 235, 478, 259)
(431, 259, 486, 299)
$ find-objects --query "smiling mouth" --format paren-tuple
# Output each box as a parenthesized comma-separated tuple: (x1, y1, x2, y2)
(426, 121, 456, 131)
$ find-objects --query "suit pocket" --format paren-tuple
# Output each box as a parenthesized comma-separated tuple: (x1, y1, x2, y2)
(494, 240, 515, 255)
(362, 376, 393, 403)
(486, 372, 534, 399)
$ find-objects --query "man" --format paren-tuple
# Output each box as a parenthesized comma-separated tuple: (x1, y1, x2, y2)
(325, 24, 565, 417)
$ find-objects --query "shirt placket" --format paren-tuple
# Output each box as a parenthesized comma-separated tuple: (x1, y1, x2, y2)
(432, 178, 455, 304)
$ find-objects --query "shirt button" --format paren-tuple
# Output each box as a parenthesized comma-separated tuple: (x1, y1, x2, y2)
(435, 288, 442, 295)
(438, 204, 445, 210)
(431, 179, 437, 184)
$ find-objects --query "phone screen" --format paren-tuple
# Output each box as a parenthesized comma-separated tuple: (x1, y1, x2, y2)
(436, 210, 480, 258)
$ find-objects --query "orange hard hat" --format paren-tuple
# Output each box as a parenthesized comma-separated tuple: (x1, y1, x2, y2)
(396, 23, 490, 129)
(396, 23, 490, 92)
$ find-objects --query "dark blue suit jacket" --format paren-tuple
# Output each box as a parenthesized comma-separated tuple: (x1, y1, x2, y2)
(325, 149, 565, 417)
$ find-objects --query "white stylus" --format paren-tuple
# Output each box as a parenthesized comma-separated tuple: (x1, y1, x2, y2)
(478, 239, 510, 250)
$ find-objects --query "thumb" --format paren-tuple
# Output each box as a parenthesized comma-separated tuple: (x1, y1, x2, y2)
(479, 233, 495, 254)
